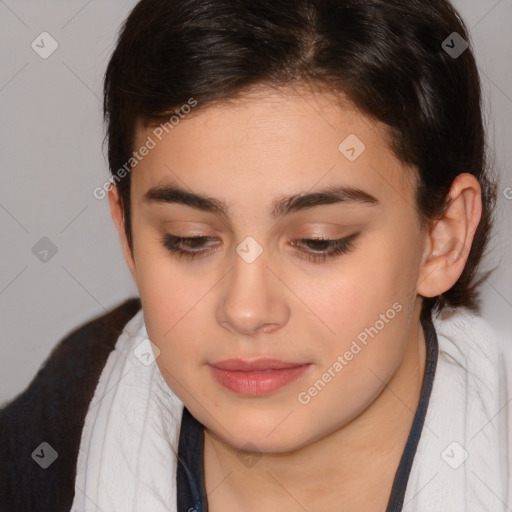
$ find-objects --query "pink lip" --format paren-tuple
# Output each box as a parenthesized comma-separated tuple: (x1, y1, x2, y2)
(208, 358, 312, 396)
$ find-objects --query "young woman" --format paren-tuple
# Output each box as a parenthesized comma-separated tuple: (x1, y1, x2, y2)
(1, 1, 508, 511)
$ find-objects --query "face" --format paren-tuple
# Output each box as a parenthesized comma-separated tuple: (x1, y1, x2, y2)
(113, 85, 429, 453)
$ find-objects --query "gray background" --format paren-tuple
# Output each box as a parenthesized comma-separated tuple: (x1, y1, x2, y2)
(1, 0, 511, 405)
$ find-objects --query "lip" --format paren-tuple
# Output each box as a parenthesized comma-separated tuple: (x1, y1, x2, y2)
(208, 358, 312, 396)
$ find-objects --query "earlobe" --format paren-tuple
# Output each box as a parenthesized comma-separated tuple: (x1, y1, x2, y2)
(417, 173, 482, 298)
(107, 185, 137, 281)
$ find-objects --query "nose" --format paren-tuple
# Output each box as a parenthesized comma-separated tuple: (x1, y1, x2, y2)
(216, 250, 290, 337)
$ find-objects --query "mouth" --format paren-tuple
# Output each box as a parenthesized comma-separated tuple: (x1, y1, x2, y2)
(208, 358, 312, 396)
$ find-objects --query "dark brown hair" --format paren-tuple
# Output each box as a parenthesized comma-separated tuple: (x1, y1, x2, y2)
(103, 0, 497, 321)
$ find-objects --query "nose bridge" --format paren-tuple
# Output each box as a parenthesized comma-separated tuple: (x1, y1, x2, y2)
(216, 238, 289, 335)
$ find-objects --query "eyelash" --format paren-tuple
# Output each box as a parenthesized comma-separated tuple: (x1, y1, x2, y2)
(161, 232, 359, 263)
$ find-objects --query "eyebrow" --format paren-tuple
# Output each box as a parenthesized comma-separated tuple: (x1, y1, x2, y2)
(142, 182, 380, 219)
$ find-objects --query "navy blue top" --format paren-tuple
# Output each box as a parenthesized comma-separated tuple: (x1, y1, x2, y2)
(176, 313, 439, 512)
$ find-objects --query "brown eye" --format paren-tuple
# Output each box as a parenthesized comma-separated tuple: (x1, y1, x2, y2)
(161, 235, 218, 260)
(290, 232, 360, 263)
(161, 232, 360, 263)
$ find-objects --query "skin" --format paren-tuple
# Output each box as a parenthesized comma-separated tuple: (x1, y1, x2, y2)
(108, 83, 482, 511)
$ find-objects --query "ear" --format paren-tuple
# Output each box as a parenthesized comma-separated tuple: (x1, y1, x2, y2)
(417, 173, 482, 298)
(107, 184, 138, 284)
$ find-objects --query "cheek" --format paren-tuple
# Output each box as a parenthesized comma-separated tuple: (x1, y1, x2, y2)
(293, 263, 412, 431)
(131, 240, 202, 365)
(307, 235, 416, 335)
(140, 272, 211, 402)
(301, 230, 420, 381)
(137, 265, 210, 359)
(132, 227, 204, 331)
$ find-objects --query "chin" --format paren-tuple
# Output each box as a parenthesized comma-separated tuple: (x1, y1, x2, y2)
(209, 416, 314, 455)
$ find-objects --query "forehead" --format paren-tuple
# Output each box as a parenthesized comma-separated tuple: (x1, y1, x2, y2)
(131, 85, 416, 213)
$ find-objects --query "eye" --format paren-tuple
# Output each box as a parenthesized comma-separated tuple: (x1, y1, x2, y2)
(161, 234, 218, 261)
(290, 232, 359, 262)
(161, 232, 360, 263)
